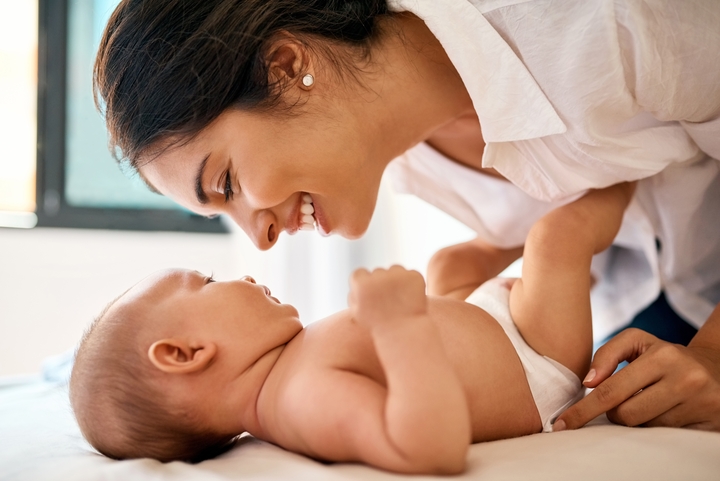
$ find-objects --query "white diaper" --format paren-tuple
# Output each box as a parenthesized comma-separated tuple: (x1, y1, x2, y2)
(465, 278, 584, 432)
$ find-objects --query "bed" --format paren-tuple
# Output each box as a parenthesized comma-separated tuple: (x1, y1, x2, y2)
(1, 353, 719, 481)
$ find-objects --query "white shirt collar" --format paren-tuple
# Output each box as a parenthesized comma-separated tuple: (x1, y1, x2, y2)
(387, 0, 566, 142)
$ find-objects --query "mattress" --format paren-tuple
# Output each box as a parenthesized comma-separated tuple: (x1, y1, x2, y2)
(1, 357, 719, 481)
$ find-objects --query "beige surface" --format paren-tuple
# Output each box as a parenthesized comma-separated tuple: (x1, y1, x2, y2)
(2, 378, 718, 481)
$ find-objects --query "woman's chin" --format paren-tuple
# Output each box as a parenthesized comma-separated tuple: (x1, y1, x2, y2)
(336, 221, 370, 240)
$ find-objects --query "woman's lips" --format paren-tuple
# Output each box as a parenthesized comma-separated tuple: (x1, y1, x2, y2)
(285, 197, 304, 235)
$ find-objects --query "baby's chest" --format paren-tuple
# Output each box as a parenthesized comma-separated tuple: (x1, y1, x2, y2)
(298, 322, 387, 386)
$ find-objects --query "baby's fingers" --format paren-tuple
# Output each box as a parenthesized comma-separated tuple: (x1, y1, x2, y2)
(348, 268, 370, 308)
(350, 268, 371, 285)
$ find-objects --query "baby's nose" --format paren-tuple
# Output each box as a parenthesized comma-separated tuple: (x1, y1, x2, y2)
(241, 276, 256, 284)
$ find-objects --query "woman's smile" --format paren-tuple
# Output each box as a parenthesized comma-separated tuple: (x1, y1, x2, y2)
(138, 106, 382, 249)
(288, 193, 316, 235)
(285, 193, 332, 237)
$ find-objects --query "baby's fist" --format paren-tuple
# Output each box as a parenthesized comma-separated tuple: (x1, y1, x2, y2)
(348, 265, 428, 327)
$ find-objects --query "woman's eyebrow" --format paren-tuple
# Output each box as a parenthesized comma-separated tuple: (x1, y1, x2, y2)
(194, 153, 212, 205)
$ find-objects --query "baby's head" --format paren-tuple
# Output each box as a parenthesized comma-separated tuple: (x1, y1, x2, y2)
(70, 269, 302, 462)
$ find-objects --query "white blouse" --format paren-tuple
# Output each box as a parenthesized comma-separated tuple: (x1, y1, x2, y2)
(388, 144, 661, 342)
(386, 0, 720, 334)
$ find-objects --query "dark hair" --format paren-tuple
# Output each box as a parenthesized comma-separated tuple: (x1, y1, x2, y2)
(70, 299, 236, 463)
(94, 0, 389, 165)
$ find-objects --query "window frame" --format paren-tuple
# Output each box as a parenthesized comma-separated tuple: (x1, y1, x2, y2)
(35, 0, 227, 233)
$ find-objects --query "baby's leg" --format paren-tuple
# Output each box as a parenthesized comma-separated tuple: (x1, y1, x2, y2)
(427, 238, 523, 300)
(509, 184, 634, 378)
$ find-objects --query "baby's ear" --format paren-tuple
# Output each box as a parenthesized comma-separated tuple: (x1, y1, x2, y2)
(148, 339, 217, 374)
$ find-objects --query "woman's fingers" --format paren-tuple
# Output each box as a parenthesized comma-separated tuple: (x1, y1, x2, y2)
(641, 402, 704, 429)
(556, 349, 662, 430)
(681, 421, 718, 431)
(557, 327, 720, 432)
(605, 382, 680, 427)
(582, 328, 657, 388)
(555, 329, 663, 430)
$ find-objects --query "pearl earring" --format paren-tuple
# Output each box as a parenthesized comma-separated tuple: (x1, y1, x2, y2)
(302, 73, 315, 87)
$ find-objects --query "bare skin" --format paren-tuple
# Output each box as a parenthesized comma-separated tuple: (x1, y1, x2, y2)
(426, 110, 507, 180)
(556, 307, 720, 432)
(430, 183, 720, 433)
(255, 292, 538, 471)
(140, 13, 478, 249)
(87, 184, 633, 474)
(428, 239, 523, 301)
(135, 8, 720, 433)
(132, 268, 538, 474)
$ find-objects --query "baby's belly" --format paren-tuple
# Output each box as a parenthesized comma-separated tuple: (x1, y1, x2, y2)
(426, 297, 542, 441)
(302, 301, 542, 442)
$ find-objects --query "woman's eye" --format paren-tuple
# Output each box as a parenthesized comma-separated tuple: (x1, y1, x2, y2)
(223, 171, 234, 202)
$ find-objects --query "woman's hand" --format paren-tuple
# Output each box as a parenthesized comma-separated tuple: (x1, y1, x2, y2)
(555, 327, 720, 431)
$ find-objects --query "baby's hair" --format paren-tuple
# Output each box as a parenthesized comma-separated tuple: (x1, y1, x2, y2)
(69, 292, 235, 463)
(94, 0, 390, 166)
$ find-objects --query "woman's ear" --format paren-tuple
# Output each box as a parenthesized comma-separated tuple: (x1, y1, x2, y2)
(148, 339, 217, 374)
(266, 33, 312, 87)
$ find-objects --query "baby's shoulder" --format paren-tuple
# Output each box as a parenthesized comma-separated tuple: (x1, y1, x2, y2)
(260, 331, 387, 456)
(283, 310, 379, 369)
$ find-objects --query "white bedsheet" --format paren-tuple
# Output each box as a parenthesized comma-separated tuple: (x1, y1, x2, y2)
(1, 375, 719, 481)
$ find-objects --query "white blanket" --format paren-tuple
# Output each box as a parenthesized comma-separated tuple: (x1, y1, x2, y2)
(1, 376, 719, 481)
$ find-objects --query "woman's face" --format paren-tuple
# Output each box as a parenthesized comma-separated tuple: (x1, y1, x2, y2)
(141, 103, 388, 250)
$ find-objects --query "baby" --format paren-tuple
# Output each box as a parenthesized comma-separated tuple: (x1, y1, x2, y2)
(70, 183, 634, 474)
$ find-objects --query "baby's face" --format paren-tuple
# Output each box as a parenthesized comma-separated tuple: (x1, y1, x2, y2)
(121, 269, 303, 368)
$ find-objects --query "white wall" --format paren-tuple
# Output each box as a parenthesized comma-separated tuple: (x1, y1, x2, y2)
(0, 182, 476, 376)
(0, 227, 247, 376)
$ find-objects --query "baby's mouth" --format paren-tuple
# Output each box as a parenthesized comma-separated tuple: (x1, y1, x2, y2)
(262, 285, 280, 304)
(299, 193, 317, 231)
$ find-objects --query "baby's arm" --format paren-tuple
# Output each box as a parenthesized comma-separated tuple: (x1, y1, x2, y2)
(509, 183, 635, 378)
(281, 267, 470, 474)
(428, 237, 523, 300)
(347, 266, 471, 472)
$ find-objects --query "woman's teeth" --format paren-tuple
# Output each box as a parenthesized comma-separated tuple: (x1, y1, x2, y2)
(300, 194, 316, 231)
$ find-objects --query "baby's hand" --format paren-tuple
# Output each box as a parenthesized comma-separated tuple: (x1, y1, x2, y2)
(348, 266, 428, 328)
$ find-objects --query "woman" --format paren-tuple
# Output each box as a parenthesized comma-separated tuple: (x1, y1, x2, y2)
(94, 0, 720, 431)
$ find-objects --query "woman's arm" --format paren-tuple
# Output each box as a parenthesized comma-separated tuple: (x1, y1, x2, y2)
(427, 237, 523, 300)
(555, 304, 720, 431)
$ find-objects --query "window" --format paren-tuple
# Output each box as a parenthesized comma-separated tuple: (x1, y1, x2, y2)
(0, 1, 37, 228)
(35, 0, 225, 232)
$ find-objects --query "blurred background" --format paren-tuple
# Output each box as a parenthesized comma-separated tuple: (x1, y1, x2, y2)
(0, 0, 486, 376)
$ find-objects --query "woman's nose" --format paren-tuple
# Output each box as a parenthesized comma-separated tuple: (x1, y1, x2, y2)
(227, 208, 279, 251)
